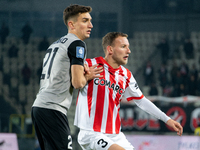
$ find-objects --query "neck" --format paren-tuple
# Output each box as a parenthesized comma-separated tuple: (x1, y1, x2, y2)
(69, 30, 84, 41)
(104, 57, 119, 69)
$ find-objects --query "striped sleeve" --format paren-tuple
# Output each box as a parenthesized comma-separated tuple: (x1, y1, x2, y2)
(123, 72, 144, 101)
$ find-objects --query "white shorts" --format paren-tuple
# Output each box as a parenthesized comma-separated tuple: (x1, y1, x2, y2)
(78, 129, 134, 150)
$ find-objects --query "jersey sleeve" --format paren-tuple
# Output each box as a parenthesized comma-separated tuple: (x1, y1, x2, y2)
(68, 40, 86, 66)
(134, 96, 171, 123)
(124, 73, 144, 101)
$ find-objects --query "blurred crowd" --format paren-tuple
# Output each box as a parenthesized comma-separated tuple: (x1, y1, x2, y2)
(145, 61, 200, 97)
(143, 37, 200, 97)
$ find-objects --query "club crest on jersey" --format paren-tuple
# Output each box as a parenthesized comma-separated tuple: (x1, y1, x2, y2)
(76, 46, 84, 59)
(94, 78, 124, 95)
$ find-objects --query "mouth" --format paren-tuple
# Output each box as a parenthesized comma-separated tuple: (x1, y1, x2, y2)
(123, 56, 129, 59)
(87, 30, 91, 34)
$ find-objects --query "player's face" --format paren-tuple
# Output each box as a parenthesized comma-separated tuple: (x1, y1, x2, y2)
(73, 12, 93, 41)
(111, 36, 131, 66)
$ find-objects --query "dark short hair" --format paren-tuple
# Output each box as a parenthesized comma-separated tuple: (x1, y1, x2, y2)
(102, 32, 128, 53)
(63, 4, 92, 28)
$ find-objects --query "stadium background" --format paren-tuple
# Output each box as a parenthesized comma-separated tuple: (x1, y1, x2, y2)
(0, 0, 200, 149)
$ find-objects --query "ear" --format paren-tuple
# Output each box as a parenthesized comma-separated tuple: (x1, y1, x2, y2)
(107, 45, 113, 55)
(68, 21, 75, 29)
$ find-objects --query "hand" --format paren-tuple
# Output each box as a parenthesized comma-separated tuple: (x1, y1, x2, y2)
(84, 64, 103, 81)
(166, 119, 183, 136)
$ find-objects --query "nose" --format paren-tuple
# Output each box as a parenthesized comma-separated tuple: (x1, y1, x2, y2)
(89, 21, 93, 28)
(127, 48, 131, 54)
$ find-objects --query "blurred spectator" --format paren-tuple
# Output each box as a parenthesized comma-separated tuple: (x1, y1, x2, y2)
(175, 70, 184, 87)
(187, 74, 197, 95)
(8, 44, 19, 58)
(149, 82, 158, 96)
(162, 84, 172, 97)
(156, 38, 170, 63)
(21, 63, 31, 85)
(179, 84, 188, 96)
(21, 22, 33, 44)
(183, 38, 194, 59)
(172, 83, 188, 97)
(179, 61, 189, 85)
(190, 64, 198, 82)
(158, 62, 169, 88)
(0, 22, 9, 44)
(170, 61, 179, 86)
(143, 61, 154, 86)
(171, 70, 184, 97)
(171, 84, 179, 97)
(38, 36, 50, 51)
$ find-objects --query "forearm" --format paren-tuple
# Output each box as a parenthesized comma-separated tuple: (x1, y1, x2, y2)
(134, 97, 171, 123)
(71, 65, 87, 89)
(72, 73, 88, 89)
(71, 64, 103, 89)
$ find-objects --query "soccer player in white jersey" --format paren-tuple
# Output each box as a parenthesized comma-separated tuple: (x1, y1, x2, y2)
(74, 32, 183, 150)
(31, 4, 103, 150)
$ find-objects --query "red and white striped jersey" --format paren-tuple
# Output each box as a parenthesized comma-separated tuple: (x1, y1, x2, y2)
(74, 56, 144, 134)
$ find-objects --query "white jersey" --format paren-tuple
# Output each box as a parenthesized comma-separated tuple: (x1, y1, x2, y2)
(32, 33, 86, 115)
(74, 57, 144, 134)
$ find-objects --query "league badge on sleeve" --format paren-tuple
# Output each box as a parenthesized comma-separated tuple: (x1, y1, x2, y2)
(76, 46, 85, 59)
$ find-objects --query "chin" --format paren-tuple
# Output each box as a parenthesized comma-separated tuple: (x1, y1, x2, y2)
(120, 62, 127, 66)
(85, 35, 90, 39)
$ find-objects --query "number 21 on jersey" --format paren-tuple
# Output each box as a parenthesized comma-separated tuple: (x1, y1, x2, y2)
(41, 47, 58, 80)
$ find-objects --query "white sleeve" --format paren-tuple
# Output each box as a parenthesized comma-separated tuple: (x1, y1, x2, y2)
(134, 96, 171, 123)
(124, 74, 144, 101)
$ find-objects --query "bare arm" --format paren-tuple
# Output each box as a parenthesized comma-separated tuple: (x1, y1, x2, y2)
(71, 64, 103, 89)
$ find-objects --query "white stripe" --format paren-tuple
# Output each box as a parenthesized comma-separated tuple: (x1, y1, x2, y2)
(112, 70, 120, 133)
(121, 66, 127, 92)
(101, 63, 109, 132)
(90, 58, 98, 130)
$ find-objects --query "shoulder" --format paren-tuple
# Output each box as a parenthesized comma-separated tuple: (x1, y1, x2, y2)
(119, 66, 134, 81)
(120, 65, 132, 74)
(85, 57, 102, 66)
(66, 33, 86, 47)
(53, 34, 86, 49)
(68, 40, 86, 50)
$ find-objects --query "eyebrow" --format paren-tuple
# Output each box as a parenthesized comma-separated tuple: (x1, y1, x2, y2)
(82, 17, 92, 21)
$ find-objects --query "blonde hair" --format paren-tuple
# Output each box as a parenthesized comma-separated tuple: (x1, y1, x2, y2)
(102, 32, 128, 54)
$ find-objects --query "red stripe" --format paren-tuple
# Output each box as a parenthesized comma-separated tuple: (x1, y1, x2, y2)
(125, 68, 132, 89)
(127, 94, 144, 101)
(114, 68, 125, 133)
(105, 67, 115, 133)
(86, 59, 93, 117)
(93, 60, 105, 132)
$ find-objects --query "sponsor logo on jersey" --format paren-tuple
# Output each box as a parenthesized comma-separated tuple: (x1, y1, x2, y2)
(94, 78, 124, 95)
(76, 46, 85, 59)
(135, 83, 139, 89)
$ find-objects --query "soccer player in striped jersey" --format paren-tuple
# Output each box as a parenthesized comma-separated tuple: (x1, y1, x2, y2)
(31, 4, 102, 150)
(74, 32, 183, 150)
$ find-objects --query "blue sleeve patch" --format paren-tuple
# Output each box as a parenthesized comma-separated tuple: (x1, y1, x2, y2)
(76, 46, 85, 59)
